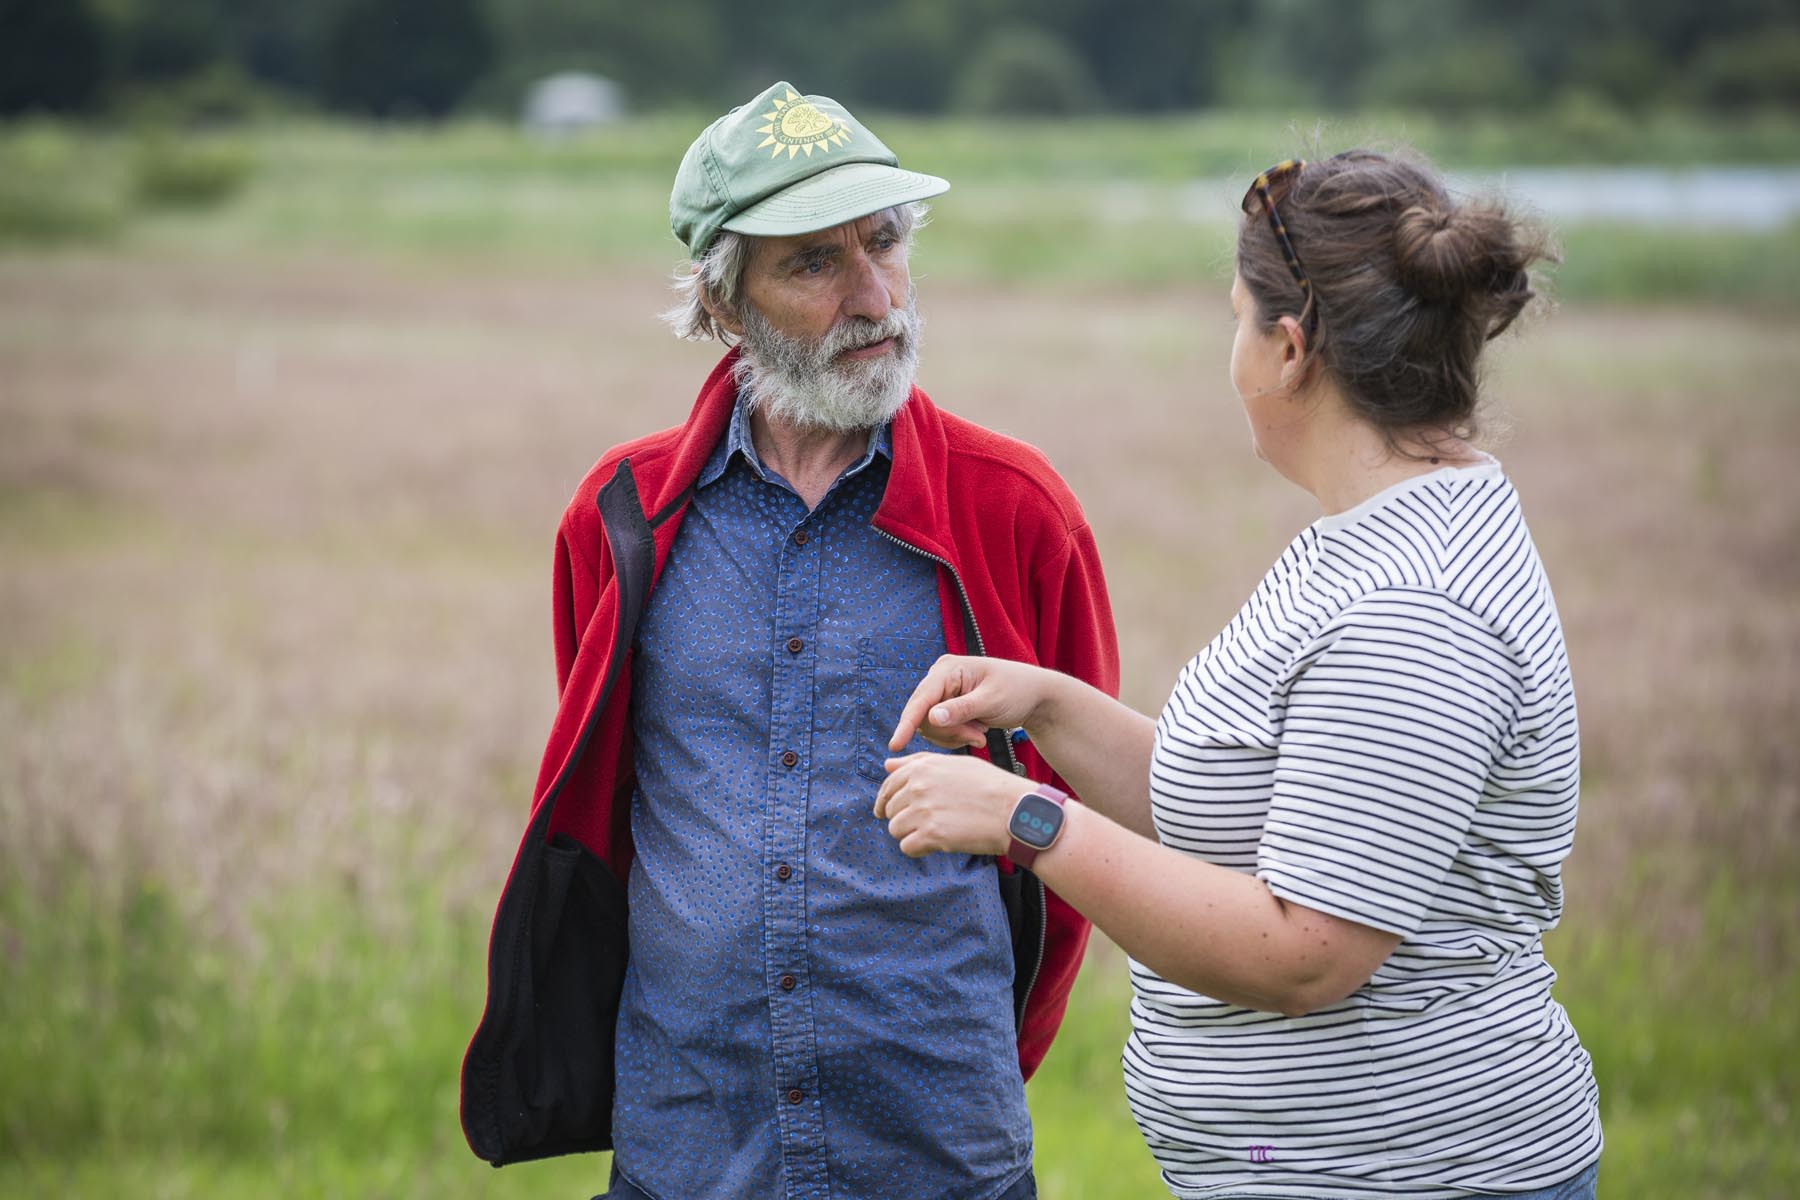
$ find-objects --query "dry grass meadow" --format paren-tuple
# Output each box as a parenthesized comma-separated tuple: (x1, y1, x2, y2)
(2, 238, 1797, 1196)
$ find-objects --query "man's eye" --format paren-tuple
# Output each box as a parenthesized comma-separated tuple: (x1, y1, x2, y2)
(801, 260, 826, 275)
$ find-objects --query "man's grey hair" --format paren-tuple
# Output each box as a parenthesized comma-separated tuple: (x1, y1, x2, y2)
(662, 202, 929, 343)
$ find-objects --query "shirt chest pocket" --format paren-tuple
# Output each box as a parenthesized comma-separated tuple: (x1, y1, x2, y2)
(855, 635, 945, 781)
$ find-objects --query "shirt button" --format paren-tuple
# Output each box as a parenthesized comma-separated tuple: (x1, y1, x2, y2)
(786, 636, 804, 654)
(779, 974, 797, 991)
(780, 750, 799, 768)
(775, 863, 792, 881)
(792, 530, 809, 545)
(785, 1088, 804, 1105)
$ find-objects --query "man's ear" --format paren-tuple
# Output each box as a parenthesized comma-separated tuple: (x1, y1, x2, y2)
(700, 282, 745, 338)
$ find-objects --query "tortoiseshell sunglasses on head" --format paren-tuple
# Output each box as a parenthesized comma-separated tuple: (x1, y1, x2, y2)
(1241, 158, 1318, 337)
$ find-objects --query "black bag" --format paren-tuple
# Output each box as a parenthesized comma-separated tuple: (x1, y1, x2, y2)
(461, 463, 654, 1166)
(461, 824, 628, 1165)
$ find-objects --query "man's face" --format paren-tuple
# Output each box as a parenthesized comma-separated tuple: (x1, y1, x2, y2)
(728, 211, 922, 433)
(742, 211, 912, 348)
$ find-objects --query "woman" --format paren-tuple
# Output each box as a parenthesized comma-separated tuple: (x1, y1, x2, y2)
(874, 150, 1602, 1199)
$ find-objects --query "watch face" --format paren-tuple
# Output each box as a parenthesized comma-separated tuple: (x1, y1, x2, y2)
(1008, 792, 1065, 850)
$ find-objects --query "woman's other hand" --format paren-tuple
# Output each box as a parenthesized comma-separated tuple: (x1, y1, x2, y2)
(888, 654, 1058, 752)
(873, 753, 1023, 858)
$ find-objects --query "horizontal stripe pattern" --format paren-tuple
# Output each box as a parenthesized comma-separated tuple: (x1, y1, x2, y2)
(1131, 461, 1600, 1198)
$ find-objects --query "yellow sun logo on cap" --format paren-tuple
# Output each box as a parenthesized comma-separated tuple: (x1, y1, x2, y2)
(756, 88, 853, 159)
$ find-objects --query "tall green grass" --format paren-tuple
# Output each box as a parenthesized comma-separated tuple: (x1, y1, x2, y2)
(0, 869, 598, 1198)
(3, 862, 1794, 1198)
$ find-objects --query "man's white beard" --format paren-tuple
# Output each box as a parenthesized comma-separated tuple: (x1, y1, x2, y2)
(732, 293, 922, 434)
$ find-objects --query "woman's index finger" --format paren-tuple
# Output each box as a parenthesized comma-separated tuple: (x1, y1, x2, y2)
(889, 661, 959, 751)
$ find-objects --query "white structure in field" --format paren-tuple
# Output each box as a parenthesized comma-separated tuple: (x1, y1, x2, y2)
(523, 73, 624, 137)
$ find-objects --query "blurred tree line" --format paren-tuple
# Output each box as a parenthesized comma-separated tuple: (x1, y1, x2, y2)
(5, 0, 1799, 120)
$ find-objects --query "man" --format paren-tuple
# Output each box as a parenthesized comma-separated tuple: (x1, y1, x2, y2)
(461, 82, 1119, 1200)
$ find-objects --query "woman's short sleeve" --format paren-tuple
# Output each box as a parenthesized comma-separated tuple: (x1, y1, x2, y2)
(1257, 588, 1522, 936)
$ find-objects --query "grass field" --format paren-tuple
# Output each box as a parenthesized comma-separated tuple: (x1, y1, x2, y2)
(7, 116, 1800, 308)
(2, 118, 1798, 1198)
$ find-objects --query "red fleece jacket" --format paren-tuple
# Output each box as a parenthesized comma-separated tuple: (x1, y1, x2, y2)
(508, 349, 1118, 1084)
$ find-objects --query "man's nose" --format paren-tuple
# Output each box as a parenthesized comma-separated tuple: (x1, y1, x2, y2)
(838, 250, 892, 324)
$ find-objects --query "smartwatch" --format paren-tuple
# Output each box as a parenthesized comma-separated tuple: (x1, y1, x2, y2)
(1006, 783, 1069, 869)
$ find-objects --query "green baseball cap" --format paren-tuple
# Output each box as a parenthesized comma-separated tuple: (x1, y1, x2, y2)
(670, 81, 949, 259)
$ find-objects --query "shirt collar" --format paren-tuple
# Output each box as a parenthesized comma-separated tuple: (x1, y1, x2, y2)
(697, 394, 892, 492)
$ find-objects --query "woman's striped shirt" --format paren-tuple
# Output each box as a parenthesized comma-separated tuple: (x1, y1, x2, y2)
(1129, 458, 1602, 1198)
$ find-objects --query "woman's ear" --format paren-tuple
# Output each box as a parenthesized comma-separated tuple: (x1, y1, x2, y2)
(1275, 314, 1311, 388)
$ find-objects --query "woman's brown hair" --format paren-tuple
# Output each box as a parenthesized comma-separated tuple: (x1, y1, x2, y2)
(1236, 149, 1555, 445)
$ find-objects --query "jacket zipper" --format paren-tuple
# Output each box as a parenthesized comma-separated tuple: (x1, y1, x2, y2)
(872, 526, 1049, 1021)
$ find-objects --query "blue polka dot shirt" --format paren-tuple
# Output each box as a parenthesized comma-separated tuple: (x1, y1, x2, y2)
(611, 398, 1031, 1199)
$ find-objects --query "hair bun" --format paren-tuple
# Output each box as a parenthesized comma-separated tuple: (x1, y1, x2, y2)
(1392, 203, 1510, 306)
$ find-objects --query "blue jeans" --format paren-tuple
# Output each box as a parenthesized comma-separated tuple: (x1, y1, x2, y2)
(600, 1163, 1037, 1200)
(1471, 1160, 1600, 1200)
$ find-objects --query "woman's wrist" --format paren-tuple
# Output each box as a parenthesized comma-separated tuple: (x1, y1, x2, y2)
(1022, 793, 1086, 876)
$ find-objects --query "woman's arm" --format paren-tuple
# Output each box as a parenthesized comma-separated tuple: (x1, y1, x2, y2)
(874, 753, 1400, 1016)
(881, 590, 1523, 1016)
(889, 656, 1160, 839)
